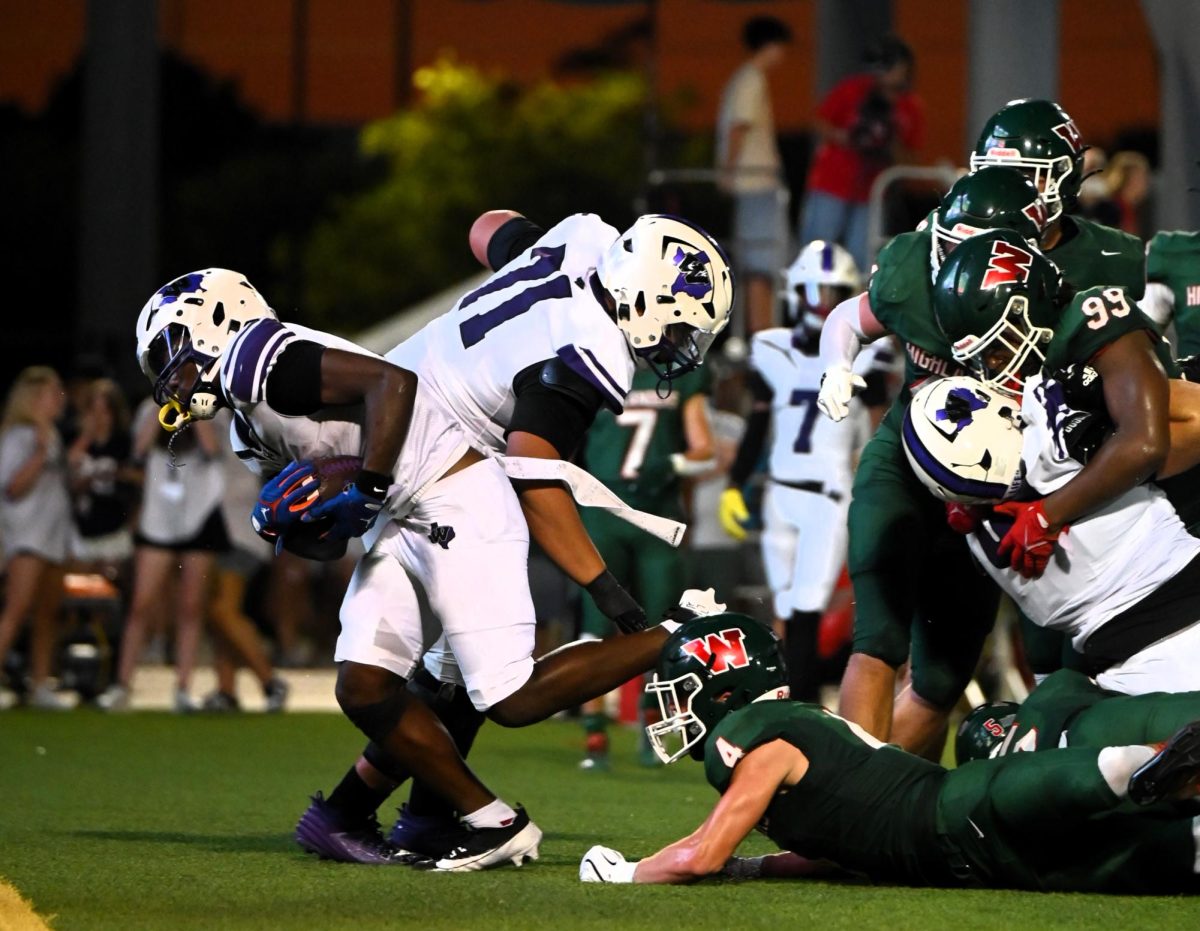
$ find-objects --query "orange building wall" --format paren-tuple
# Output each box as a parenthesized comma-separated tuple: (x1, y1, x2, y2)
(0, 0, 1164, 162)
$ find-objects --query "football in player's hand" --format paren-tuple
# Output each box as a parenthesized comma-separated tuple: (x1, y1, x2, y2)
(278, 455, 362, 560)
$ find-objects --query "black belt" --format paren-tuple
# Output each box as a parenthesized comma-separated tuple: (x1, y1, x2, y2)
(771, 478, 843, 503)
(1082, 551, 1200, 674)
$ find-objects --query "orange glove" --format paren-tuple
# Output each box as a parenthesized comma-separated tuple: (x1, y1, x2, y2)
(992, 499, 1067, 579)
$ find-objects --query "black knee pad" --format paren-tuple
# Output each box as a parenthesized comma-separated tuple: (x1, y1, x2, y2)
(336, 669, 410, 746)
(407, 666, 485, 755)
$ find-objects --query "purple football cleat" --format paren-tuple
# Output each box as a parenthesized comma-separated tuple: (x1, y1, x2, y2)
(388, 803, 467, 858)
(295, 792, 409, 864)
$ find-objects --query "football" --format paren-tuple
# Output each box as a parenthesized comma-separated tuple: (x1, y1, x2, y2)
(308, 455, 363, 502)
(277, 455, 361, 561)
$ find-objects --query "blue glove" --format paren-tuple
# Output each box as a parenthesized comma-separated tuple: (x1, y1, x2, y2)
(250, 461, 319, 545)
(300, 469, 389, 541)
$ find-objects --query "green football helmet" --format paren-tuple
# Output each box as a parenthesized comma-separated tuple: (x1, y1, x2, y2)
(930, 166, 1049, 279)
(645, 614, 789, 764)
(955, 701, 1019, 764)
(969, 99, 1085, 224)
(932, 229, 1062, 396)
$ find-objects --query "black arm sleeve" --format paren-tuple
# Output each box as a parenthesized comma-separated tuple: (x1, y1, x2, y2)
(859, 368, 890, 408)
(487, 217, 546, 271)
(728, 371, 773, 488)
(506, 358, 606, 458)
(263, 340, 326, 416)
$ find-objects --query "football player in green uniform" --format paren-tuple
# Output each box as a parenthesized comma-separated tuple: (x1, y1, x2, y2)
(957, 669, 1200, 763)
(579, 613, 1200, 893)
(933, 229, 1169, 576)
(1143, 230, 1200, 355)
(577, 362, 713, 768)
(819, 101, 1147, 755)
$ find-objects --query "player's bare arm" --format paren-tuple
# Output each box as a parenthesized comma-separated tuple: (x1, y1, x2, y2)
(1038, 333, 1169, 530)
(316, 348, 417, 478)
(507, 429, 606, 585)
(634, 739, 806, 884)
(582, 738, 806, 885)
(1163, 378, 1200, 479)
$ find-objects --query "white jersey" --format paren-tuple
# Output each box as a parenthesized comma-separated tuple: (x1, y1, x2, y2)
(219, 317, 468, 518)
(750, 328, 881, 494)
(966, 371, 1200, 653)
(387, 214, 635, 452)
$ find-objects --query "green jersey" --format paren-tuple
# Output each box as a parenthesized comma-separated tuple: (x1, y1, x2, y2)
(1042, 284, 1158, 371)
(1147, 230, 1200, 355)
(869, 230, 968, 401)
(704, 702, 953, 885)
(1047, 215, 1145, 300)
(583, 365, 709, 514)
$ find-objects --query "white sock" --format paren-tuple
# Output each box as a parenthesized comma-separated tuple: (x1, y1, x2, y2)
(1097, 745, 1157, 797)
(463, 798, 517, 829)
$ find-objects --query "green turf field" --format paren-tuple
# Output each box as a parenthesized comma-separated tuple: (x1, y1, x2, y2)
(2, 711, 1198, 930)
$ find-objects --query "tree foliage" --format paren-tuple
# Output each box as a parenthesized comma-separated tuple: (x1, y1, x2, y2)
(300, 59, 651, 332)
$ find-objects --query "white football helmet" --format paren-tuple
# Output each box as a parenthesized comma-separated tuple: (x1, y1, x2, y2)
(135, 269, 274, 429)
(595, 215, 733, 380)
(783, 240, 860, 331)
(902, 376, 1024, 504)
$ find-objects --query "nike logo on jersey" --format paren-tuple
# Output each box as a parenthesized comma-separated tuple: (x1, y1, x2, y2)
(1100, 250, 1121, 256)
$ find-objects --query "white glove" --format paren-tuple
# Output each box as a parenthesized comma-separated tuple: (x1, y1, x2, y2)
(817, 364, 866, 423)
(580, 845, 638, 883)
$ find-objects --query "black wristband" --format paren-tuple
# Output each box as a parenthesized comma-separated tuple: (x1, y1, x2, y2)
(585, 569, 647, 633)
(355, 469, 392, 501)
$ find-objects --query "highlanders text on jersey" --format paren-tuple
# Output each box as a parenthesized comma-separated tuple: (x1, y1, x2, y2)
(750, 328, 876, 493)
(220, 318, 468, 516)
(387, 214, 635, 452)
(967, 370, 1200, 653)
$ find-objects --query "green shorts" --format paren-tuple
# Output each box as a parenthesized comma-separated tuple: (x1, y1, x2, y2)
(847, 406, 1000, 707)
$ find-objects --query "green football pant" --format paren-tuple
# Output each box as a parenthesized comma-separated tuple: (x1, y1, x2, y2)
(939, 748, 1199, 893)
(848, 412, 1000, 707)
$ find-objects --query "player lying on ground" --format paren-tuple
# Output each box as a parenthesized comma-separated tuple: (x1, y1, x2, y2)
(579, 613, 1200, 893)
(957, 668, 1200, 762)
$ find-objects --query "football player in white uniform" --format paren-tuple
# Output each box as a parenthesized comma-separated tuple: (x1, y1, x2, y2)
(135, 241, 729, 870)
(904, 375, 1200, 696)
(718, 241, 889, 699)
(288, 213, 734, 860)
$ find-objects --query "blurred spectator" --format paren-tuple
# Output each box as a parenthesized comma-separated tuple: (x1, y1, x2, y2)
(716, 15, 793, 334)
(1103, 151, 1152, 238)
(96, 399, 226, 712)
(204, 415, 289, 711)
(687, 353, 749, 608)
(66, 378, 137, 581)
(800, 35, 925, 270)
(0, 367, 73, 709)
(1076, 147, 1113, 223)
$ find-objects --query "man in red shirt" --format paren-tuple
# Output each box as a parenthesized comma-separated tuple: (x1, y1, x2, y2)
(800, 36, 925, 271)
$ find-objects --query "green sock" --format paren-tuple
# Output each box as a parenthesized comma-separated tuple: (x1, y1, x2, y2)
(583, 712, 608, 735)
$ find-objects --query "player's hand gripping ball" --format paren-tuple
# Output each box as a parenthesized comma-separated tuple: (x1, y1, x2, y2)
(250, 460, 321, 544)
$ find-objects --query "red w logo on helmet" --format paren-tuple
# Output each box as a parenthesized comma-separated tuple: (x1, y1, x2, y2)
(1051, 119, 1083, 152)
(982, 241, 1034, 289)
(681, 628, 750, 674)
(1021, 199, 1048, 231)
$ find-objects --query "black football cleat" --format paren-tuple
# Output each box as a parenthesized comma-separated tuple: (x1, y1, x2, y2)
(413, 806, 542, 872)
(1128, 721, 1200, 806)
